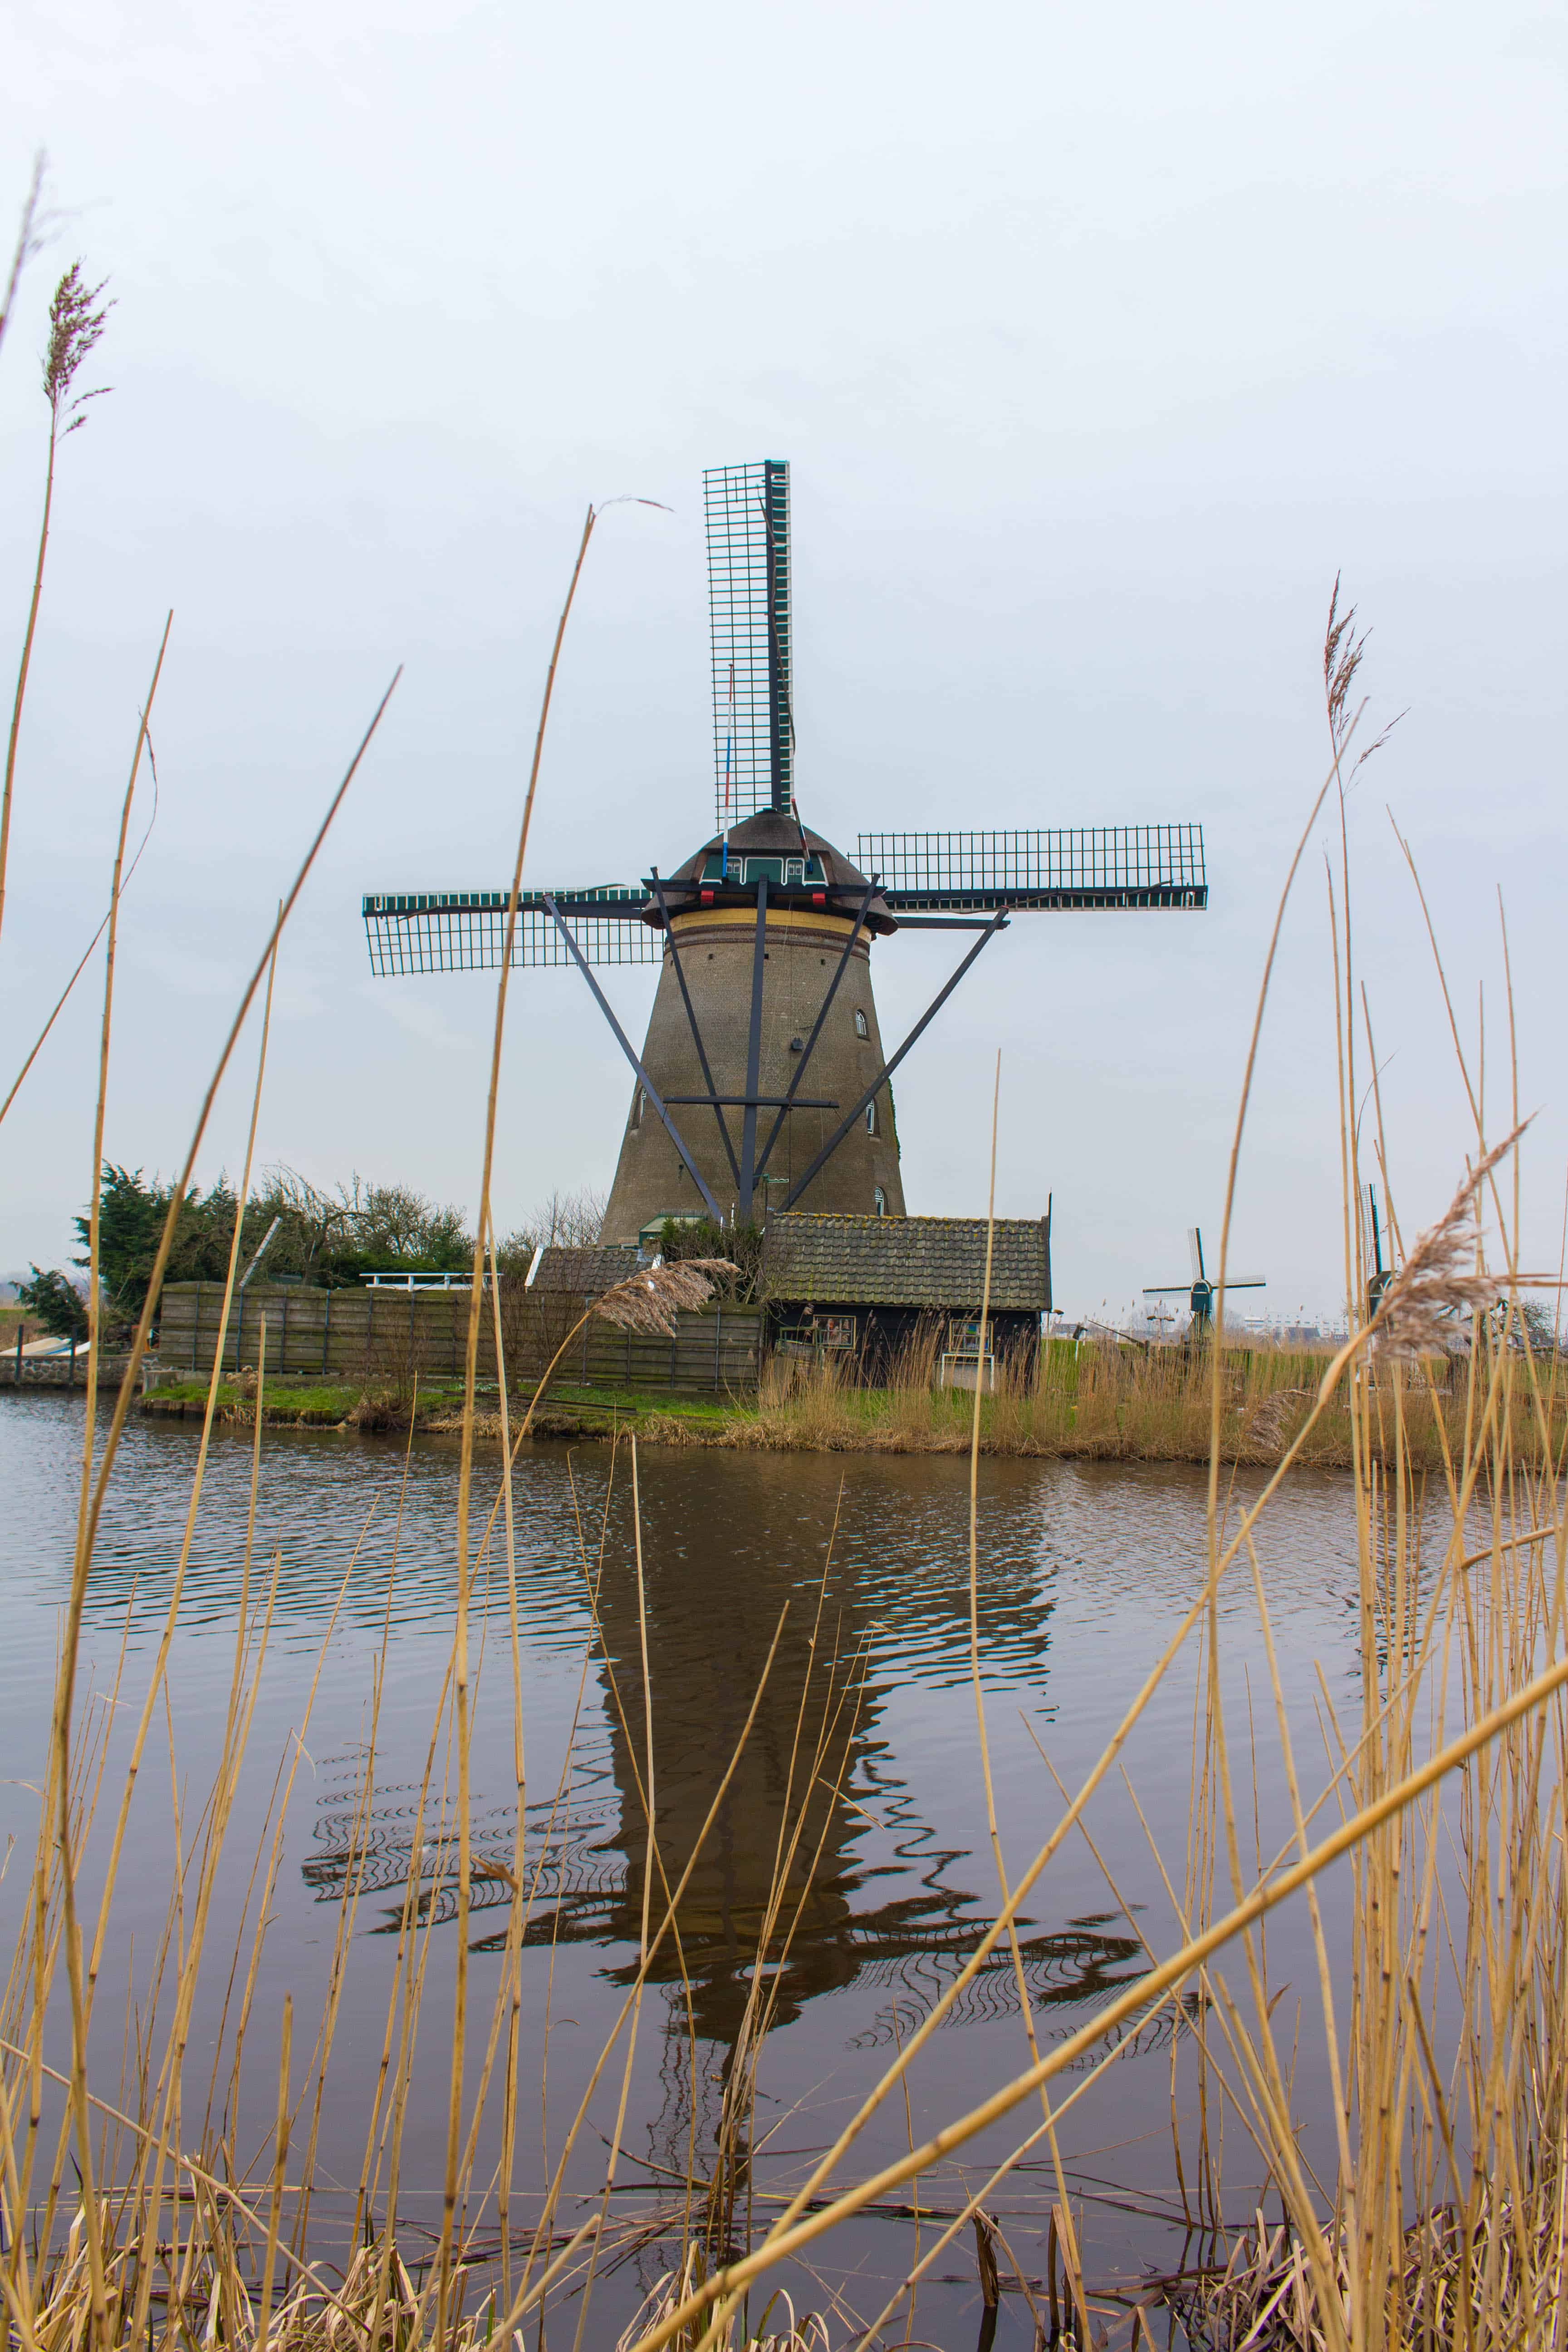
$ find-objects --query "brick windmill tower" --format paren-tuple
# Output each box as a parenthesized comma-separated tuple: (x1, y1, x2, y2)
(363, 461, 1208, 1239)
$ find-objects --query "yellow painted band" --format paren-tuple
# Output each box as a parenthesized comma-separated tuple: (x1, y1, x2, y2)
(667, 907, 860, 941)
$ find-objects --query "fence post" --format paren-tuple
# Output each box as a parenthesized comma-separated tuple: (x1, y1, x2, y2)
(323, 1287, 331, 1374)
(193, 1283, 201, 1371)
(714, 1306, 721, 1390)
(280, 1294, 289, 1375)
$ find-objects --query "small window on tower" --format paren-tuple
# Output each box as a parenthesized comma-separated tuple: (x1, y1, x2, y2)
(873, 1186, 887, 1216)
(865, 1099, 877, 1136)
(631, 1088, 646, 1130)
(784, 857, 804, 885)
(854, 1009, 869, 1039)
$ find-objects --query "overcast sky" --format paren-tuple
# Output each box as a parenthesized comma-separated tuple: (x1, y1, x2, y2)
(0, 0, 1563, 1323)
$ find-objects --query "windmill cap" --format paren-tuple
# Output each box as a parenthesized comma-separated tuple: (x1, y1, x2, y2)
(656, 811, 897, 933)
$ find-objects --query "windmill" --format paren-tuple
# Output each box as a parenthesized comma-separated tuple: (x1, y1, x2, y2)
(1366, 1181, 1394, 1314)
(1144, 1227, 1266, 1335)
(363, 460, 1210, 1241)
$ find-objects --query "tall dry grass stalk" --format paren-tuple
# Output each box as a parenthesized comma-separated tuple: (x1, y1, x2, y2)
(0, 741, 160, 1131)
(0, 259, 114, 956)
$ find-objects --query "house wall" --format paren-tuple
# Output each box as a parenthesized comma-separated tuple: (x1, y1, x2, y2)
(768, 1302, 1041, 1382)
(600, 907, 906, 1240)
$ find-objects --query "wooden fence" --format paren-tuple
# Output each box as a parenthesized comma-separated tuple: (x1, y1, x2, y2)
(154, 1284, 763, 1396)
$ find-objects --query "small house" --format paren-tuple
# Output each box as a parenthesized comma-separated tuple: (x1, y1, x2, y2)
(760, 1210, 1052, 1385)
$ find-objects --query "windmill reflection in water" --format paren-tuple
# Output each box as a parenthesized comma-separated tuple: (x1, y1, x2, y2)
(299, 1534, 1155, 2194)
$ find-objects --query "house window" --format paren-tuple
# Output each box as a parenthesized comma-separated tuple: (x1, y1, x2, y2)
(854, 1009, 869, 1039)
(865, 1099, 877, 1136)
(873, 1186, 887, 1216)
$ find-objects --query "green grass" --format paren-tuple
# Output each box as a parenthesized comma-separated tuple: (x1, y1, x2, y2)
(143, 1381, 364, 1423)
(139, 1375, 741, 1435)
(543, 1381, 735, 1425)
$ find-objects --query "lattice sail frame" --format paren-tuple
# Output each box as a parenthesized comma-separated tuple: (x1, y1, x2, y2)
(858, 826, 1207, 911)
(363, 890, 659, 975)
(705, 460, 792, 826)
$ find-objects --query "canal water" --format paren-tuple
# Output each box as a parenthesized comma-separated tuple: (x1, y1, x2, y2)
(0, 1395, 1373, 2346)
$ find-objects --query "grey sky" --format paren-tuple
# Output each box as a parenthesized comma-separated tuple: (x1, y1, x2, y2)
(1, 0, 1563, 1321)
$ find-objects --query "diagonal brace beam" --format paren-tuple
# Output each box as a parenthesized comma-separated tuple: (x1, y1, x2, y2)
(777, 909, 1010, 1214)
(648, 871, 741, 1192)
(752, 880, 875, 1187)
(542, 893, 723, 1224)
(737, 876, 769, 1220)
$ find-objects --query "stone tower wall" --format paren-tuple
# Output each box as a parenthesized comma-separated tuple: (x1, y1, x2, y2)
(600, 909, 906, 1240)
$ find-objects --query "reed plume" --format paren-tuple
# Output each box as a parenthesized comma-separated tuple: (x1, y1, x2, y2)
(1367, 1121, 1525, 1360)
(592, 1257, 738, 1337)
(515, 1258, 737, 1436)
(42, 262, 113, 432)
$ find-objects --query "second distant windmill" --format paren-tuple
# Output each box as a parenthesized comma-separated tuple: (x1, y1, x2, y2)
(1144, 1227, 1266, 1336)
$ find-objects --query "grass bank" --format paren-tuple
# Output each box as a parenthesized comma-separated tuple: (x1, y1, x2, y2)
(139, 1338, 1568, 1474)
(717, 1338, 1568, 1470)
(138, 1374, 735, 1438)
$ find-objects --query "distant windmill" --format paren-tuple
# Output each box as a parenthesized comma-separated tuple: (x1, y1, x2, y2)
(1366, 1182, 1395, 1315)
(363, 459, 1210, 1240)
(1144, 1227, 1266, 1335)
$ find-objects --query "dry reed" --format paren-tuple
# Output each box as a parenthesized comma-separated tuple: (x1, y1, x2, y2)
(0, 258, 113, 956)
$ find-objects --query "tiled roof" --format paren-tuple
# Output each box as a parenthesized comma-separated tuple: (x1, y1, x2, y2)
(528, 1244, 642, 1295)
(762, 1214, 1051, 1310)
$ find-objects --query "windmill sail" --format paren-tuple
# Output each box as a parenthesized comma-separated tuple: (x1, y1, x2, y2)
(363, 888, 658, 975)
(858, 828, 1206, 912)
(705, 460, 793, 826)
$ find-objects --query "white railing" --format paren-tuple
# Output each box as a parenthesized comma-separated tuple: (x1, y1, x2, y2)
(360, 1270, 488, 1293)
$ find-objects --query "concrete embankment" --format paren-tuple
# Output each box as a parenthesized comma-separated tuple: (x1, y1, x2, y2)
(0, 1348, 132, 1392)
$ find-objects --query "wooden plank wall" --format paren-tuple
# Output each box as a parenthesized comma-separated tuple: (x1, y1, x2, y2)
(155, 1284, 763, 1395)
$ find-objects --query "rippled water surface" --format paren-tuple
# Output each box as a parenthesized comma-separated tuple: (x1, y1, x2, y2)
(0, 1395, 1368, 2345)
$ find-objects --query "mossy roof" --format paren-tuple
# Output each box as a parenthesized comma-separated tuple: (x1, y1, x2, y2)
(762, 1213, 1051, 1311)
(529, 1245, 642, 1295)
